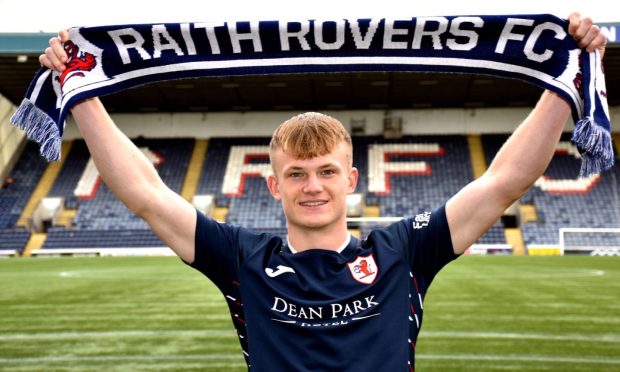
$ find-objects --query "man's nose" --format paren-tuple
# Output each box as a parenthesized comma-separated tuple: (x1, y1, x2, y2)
(303, 173, 323, 193)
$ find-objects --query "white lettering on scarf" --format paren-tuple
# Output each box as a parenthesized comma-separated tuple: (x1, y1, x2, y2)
(495, 18, 567, 62)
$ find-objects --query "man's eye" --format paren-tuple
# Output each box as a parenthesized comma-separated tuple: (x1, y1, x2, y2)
(321, 169, 335, 176)
(289, 172, 303, 178)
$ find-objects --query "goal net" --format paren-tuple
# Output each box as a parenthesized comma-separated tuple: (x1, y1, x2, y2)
(559, 227, 620, 256)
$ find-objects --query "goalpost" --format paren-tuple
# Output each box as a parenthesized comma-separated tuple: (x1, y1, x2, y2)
(559, 227, 620, 256)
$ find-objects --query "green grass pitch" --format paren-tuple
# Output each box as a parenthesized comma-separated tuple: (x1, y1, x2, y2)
(0, 255, 618, 371)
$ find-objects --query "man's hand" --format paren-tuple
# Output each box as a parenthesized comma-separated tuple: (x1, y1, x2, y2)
(568, 12, 607, 58)
(39, 30, 70, 72)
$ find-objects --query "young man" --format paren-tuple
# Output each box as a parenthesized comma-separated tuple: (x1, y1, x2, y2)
(39, 13, 606, 371)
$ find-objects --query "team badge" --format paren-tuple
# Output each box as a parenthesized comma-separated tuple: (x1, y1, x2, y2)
(55, 41, 97, 89)
(347, 254, 378, 285)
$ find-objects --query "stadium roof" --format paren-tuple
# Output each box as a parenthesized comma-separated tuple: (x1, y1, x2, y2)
(0, 27, 618, 114)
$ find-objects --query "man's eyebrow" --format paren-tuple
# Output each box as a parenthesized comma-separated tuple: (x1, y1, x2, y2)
(318, 163, 337, 169)
(283, 161, 340, 172)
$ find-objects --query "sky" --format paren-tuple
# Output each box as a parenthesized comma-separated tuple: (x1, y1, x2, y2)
(0, 0, 615, 32)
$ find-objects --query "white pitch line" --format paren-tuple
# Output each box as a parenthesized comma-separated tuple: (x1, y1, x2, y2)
(5, 302, 228, 311)
(417, 354, 620, 365)
(2, 329, 618, 343)
(0, 354, 243, 364)
(422, 331, 620, 343)
(0, 313, 234, 322)
(0, 329, 236, 341)
(440, 268, 609, 279)
(0, 353, 618, 366)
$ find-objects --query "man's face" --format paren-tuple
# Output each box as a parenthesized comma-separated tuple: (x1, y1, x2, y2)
(267, 142, 358, 232)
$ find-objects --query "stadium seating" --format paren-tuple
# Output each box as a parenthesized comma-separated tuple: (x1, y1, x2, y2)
(0, 143, 47, 253)
(196, 137, 271, 208)
(226, 177, 287, 233)
(196, 137, 287, 238)
(197, 135, 506, 244)
(6, 132, 618, 253)
(48, 141, 90, 204)
(43, 228, 164, 249)
(41, 138, 194, 249)
(482, 133, 620, 249)
(0, 228, 31, 253)
(0, 143, 47, 227)
(356, 135, 472, 216)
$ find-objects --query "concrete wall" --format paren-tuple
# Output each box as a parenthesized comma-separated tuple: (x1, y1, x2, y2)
(0, 95, 25, 183)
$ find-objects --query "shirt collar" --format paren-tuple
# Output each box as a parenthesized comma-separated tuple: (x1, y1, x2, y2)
(287, 233, 352, 254)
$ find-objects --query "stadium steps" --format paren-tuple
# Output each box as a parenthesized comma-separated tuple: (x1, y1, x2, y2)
(212, 207, 229, 222)
(55, 209, 77, 227)
(16, 141, 73, 228)
(180, 139, 208, 201)
(467, 134, 488, 179)
(363, 205, 380, 217)
(349, 228, 361, 239)
(22, 232, 47, 257)
(504, 227, 525, 255)
(519, 204, 538, 222)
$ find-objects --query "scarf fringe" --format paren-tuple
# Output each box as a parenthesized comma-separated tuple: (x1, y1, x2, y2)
(572, 117, 615, 177)
(10, 98, 61, 162)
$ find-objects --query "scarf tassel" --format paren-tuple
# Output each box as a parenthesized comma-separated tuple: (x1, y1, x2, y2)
(572, 117, 615, 177)
(10, 98, 61, 162)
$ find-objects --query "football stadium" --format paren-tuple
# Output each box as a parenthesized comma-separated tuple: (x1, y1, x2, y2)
(0, 8, 619, 372)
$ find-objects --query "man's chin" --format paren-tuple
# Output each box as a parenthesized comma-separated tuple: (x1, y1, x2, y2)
(290, 217, 331, 230)
(301, 220, 330, 229)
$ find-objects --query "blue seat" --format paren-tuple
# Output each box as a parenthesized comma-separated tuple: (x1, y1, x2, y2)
(482, 133, 620, 247)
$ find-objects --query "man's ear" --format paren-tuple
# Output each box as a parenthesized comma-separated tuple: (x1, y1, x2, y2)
(348, 167, 359, 194)
(267, 174, 282, 200)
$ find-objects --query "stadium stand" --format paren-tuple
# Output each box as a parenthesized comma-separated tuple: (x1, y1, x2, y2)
(226, 177, 288, 238)
(196, 137, 272, 208)
(0, 143, 47, 254)
(0, 228, 31, 255)
(3, 131, 617, 254)
(196, 135, 507, 244)
(482, 133, 620, 252)
(357, 135, 472, 216)
(0, 17, 618, 257)
(41, 138, 194, 250)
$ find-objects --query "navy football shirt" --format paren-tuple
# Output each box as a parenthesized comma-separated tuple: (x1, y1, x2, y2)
(190, 205, 458, 371)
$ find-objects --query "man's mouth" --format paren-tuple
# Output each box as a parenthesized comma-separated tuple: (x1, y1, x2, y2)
(300, 201, 327, 207)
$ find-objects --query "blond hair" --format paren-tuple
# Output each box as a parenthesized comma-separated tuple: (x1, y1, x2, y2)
(269, 112, 352, 162)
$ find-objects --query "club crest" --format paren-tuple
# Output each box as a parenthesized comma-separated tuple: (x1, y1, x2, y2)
(347, 254, 378, 285)
(55, 41, 97, 89)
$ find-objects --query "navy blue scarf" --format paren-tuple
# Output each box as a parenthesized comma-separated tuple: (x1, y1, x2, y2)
(11, 14, 613, 175)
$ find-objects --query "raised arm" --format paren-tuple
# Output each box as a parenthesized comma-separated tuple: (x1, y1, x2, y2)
(41, 31, 197, 263)
(445, 13, 607, 255)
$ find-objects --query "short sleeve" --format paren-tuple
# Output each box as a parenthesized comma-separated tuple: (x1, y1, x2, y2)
(370, 205, 458, 286)
(190, 210, 241, 292)
(405, 205, 459, 282)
